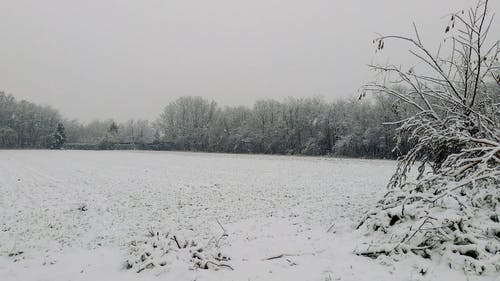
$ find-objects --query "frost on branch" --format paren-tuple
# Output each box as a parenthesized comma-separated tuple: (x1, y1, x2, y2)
(356, 0, 500, 274)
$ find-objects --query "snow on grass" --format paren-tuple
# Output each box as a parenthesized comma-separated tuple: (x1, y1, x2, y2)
(0, 150, 495, 280)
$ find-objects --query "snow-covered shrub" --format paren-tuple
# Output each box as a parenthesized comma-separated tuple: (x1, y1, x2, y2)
(125, 229, 232, 273)
(357, 0, 499, 274)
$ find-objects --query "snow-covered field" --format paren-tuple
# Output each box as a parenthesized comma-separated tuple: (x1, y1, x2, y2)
(0, 150, 495, 281)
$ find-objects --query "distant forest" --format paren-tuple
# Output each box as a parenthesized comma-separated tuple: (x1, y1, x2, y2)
(0, 92, 413, 158)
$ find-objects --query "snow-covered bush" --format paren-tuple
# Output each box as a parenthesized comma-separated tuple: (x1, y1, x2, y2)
(357, 0, 499, 274)
(125, 229, 232, 273)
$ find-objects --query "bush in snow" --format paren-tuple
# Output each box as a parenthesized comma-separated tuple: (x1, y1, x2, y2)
(125, 228, 232, 274)
(356, 0, 499, 275)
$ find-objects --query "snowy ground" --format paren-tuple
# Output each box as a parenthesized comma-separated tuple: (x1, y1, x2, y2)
(0, 150, 496, 281)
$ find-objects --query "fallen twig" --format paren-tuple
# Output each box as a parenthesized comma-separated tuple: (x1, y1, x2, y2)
(205, 260, 234, 270)
(326, 223, 335, 233)
(261, 253, 312, 261)
(172, 235, 181, 249)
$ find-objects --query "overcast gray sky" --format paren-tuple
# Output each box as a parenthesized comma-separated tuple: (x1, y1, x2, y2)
(0, 0, 498, 122)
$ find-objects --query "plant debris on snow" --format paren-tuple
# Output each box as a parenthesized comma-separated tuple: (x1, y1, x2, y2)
(125, 229, 233, 274)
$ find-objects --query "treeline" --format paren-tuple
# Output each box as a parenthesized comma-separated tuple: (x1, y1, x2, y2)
(0, 92, 410, 158)
(0, 92, 61, 148)
(154, 96, 408, 158)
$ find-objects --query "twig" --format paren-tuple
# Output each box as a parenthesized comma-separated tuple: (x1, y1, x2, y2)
(216, 218, 227, 234)
(172, 235, 181, 249)
(205, 260, 234, 270)
(263, 254, 288, 260)
(215, 218, 228, 247)
(262, 252, 313, 261)
(326, 223, 335, 233)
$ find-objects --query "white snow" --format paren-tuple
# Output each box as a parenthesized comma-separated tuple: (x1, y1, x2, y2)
(0, 150, 496, 281)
